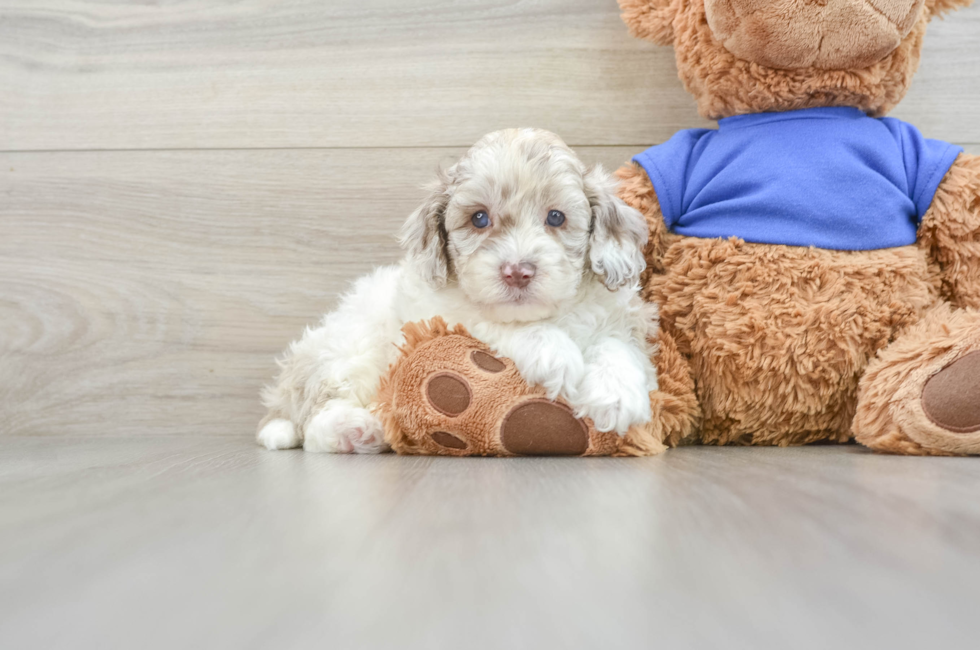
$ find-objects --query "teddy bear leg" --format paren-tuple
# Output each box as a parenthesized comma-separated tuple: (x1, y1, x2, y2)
(853, 305, 980, 455)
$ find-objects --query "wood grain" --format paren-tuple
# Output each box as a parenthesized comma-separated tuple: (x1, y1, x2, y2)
(0, 146, 640, 437)
(2, 438, 980, 649)
(1, 0, 978, 151)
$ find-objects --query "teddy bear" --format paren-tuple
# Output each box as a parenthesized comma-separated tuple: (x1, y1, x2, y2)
(375, 0, 979, 456)
(615, 0, 980, 455)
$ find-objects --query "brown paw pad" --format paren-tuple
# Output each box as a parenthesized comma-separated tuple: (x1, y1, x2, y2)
(500, 399, 589, 456)
(430, 431, 468, 450)
(425, 372, 471, 416)
(922, 351, 980, 434)
(471, 350, 506, 373)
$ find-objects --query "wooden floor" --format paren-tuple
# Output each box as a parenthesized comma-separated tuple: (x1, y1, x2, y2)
(0, 436, 980, 649)
(2, 438, 979, 650)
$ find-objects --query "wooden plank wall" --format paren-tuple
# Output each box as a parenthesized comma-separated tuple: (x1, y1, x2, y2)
(2, 0, 978, 437)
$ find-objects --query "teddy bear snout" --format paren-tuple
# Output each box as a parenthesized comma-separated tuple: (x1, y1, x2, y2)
(704, 0, 925, 70)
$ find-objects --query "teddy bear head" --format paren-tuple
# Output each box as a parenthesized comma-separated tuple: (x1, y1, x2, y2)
(620, 0, 973, 119)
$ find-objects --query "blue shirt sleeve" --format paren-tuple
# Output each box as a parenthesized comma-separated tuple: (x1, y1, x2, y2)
(882, 118, 963, 221)
(632, 129, 713, 228)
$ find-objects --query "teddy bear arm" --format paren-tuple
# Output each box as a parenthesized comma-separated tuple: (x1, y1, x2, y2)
(616, 163, 671, 284)
(918, 152, 980, 311)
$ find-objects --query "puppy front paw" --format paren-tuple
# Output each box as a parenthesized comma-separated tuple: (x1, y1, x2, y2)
(303, 401, 388, 454)
(506, 329, 585, 402)
(574, 365, 653, 436)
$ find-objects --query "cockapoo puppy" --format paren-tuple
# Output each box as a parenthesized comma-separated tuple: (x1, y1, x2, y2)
(258, 128, 658, 453)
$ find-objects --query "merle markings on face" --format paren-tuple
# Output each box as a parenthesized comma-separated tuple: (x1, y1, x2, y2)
(400, 128, 648, 323)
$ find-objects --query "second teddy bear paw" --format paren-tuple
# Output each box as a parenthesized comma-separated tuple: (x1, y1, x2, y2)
(854, 306, 980, 456)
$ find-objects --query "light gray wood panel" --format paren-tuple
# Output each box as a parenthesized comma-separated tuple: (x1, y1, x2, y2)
(0, 0, 704, 151)
(0, 145, 639, 437)
(2, 0, 978, 151)
(2, 438, 979, 650)
(891, 8, 980, 140)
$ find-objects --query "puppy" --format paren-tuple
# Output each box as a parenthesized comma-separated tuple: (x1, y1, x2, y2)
(258, 128, 658, 453)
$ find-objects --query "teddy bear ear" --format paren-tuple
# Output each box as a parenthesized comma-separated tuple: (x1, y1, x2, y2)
(619, 0, 681, 46)
(927, 0, 974, 18)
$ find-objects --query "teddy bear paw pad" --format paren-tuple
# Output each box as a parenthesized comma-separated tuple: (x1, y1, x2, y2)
(471, 350, 506, 372)
(429, 431, 468, 450)
(425, 372, 471, 416)
(500, 399, 589, 456)
(921, 351, 980, 434)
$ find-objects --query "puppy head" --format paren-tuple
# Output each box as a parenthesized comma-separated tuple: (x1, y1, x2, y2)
(400, 128, 647, 323)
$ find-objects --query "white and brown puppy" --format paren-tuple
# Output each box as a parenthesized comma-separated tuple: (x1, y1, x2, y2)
(259, 128, 658, 453)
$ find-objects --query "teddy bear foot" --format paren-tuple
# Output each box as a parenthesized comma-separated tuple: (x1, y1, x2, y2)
(376, 318, 664, 457)
(921, 352, 980, 436)
(854, 306, 980, 456)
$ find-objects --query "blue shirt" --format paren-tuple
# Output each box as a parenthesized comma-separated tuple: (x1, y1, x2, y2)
(632, 107, 962, 250)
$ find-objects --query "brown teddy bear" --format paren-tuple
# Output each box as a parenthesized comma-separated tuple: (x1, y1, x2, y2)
(617, 0, 980, 455)
(376, 0, 980, 456)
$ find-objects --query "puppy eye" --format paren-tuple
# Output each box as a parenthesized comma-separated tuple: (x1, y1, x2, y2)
(471, 211, 490, 229)
(546, 210, 566, 227)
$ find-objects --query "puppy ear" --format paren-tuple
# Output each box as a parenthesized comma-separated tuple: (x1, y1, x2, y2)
(400, 169, 452, 288)
(619, 0, 680, 46)
(585, 164, 648, 290)
(927, 0, 973, 18)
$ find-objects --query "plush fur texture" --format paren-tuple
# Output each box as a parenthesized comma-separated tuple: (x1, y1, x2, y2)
(704, 0, 925, 70)
(854, 305, 980, 455)
(619, 155, 980, 454)
(649, 326, 701, 447)
(259, 129, 658, 453)
(619, 0, 973, 119)
(376, 317, 671, 456)
(618, 0, 980, 455)
(918, 153, 980, 310)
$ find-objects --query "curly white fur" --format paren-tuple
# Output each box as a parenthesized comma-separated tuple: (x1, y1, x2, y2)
(259, 129, 658, 453)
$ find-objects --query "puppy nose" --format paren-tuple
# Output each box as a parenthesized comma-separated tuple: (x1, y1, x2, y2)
(501, 262, 537, 289)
